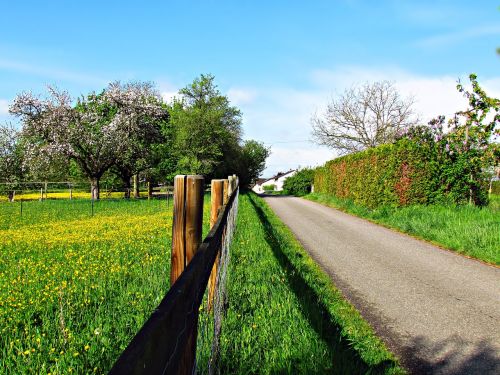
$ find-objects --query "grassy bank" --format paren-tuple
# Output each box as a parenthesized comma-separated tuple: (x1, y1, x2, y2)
(305, 193, 500, 265)
(203, 193, 403, 374)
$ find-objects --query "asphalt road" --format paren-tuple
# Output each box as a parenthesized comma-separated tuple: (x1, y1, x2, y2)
(263, 195, 500, 375)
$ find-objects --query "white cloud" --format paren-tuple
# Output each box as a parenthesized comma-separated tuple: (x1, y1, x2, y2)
(0, 58, 107, 86)
(416, 25, 500, 48)
(161, 91, 178, 103)
(227, 88, 258, 105)
(264, 146, 334, 177)
(238, 66, 500, 177)
(0, 99, 9, 115)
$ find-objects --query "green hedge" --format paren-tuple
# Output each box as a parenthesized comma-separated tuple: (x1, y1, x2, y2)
(314, 137, 497, 207)
(314, 139, 443, 208)
(283, 168, 314, 196)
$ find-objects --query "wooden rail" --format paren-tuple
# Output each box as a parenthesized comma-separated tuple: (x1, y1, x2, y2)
(109, 175, 238, 375)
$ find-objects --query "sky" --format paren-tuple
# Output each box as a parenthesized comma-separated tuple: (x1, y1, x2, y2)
(1, 0, 499, 177)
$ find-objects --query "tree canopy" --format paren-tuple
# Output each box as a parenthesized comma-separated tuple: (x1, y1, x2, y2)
(169, 74, 243, 179)
(6, 74, 270, 196)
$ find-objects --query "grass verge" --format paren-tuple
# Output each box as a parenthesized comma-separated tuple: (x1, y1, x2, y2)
(305, 193, 500, 265)
(201, 193, 403, 374)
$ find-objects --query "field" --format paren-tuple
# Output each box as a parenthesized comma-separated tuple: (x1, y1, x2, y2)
(1, 194, 404, 374)
(0, 198, 183, 374)
(305, 193, 500, 265)
(198, 193, 403, 374)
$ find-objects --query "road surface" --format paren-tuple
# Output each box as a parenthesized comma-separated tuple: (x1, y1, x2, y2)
(263, 195, 500, 374)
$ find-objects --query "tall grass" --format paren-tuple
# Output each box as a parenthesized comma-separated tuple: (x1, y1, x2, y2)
(305, 193, 500, 265)
(0, 197, 210, 374)
(202, 193, 403, 374)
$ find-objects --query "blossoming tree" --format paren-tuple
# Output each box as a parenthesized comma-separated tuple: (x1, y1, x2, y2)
(10, 82, 169, 199)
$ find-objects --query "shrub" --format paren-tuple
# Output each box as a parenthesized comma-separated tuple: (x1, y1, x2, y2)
(314, 139, 439, 208)
(283, 168, 314, 196)
(262, 184, 275, 192)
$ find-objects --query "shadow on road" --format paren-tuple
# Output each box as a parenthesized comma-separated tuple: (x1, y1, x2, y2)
(400, 335, 500, 375)
(247, 193, 399, 374)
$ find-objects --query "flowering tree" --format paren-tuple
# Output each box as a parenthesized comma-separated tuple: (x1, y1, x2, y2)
(104, 82, 168, 198)
(0, 123, 24, 201)
(10, 82, 169, 199)
(399, 74, 499, 205)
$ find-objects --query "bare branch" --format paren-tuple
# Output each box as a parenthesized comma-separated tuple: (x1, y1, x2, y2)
(311, 81, 419, 154)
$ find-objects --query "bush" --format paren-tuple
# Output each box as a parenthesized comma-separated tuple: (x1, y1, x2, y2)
(262, 184, 275, 192)
(283, 168, 314, 196)
(314, 139, 440, 208)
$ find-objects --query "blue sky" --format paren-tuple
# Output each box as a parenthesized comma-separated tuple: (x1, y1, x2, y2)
(1, 0, 499, 176)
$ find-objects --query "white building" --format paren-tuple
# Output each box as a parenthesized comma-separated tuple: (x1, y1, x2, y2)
(252, 170, 297, 194)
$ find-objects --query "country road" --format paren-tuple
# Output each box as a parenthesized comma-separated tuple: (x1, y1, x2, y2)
(263, 195, 500, 375)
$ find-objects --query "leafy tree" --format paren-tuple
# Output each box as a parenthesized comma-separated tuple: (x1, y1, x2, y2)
(0, 123, 24, 201)
(169, 74, 242, 178)
(10, 83, 168, 199)
(283, 168, 314, 196)
(399, 74, 499, 206)
(311, 81, 418, 155)
(237, 140, 270, 188)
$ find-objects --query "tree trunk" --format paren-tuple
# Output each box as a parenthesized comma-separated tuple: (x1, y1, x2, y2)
(91, 178, 100, 200)
(133, 174, 140, 199)
(123, 177, 131, 199)
(147, 180, 153, 199)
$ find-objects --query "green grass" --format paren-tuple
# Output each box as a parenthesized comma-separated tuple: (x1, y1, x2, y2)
(305, 193, 500, 265)
(198, 193, 403, 374)
(0, 197, 211, 374)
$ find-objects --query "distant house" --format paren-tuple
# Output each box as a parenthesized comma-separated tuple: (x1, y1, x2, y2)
(252, 170, 297, 194)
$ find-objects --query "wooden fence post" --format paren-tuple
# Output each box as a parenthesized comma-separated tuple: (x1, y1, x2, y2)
(169, 174, 204, 375)
(170, 176, 186, 285)
(223, 179, 229, 205)
(227, 176, 234, 198)
(208, 179, 224, 311)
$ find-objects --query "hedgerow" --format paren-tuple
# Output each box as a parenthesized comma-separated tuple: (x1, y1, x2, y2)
(314, 74, 499, 207)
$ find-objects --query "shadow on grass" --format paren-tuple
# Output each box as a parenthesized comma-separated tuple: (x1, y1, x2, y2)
(247, 194, 398, 374)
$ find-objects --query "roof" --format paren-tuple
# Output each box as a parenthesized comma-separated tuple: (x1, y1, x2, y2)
(256, 169, 296, 185)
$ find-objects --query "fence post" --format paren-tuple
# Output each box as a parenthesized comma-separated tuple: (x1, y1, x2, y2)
(185, 175, 204, 263)
(208, 179, 224, 311)
(170, 175, 187, 285)
(227, 176, 234, 198)
(170, 175, 204, 375)
(223, 179, 229, 205)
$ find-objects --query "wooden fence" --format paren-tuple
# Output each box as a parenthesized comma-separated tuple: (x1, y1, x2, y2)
(109, 174, 239, 375)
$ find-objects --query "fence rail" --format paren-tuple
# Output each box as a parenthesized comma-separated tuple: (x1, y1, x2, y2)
(109, 175, 239, 375)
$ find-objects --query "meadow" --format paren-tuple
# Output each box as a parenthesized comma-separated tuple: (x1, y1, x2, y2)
(305, 193, 500, 265)
(0, 198, 181, 374)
